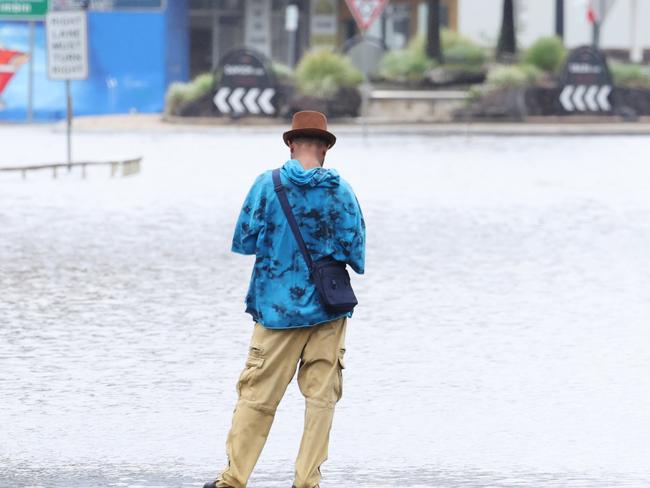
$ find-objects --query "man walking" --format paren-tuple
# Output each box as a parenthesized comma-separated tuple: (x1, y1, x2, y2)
(204, 111, 365, 488)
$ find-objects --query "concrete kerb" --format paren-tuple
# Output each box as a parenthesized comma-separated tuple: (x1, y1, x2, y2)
(55, 114, 650, 137)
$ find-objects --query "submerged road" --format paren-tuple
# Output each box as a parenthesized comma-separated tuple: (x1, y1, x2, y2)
(1, 126, 649, 487)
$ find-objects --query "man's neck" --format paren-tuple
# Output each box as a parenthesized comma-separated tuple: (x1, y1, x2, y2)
(295, 157, 322, 170)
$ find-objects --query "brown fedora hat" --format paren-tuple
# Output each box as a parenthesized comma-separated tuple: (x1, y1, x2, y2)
(283, 111, 336, 149)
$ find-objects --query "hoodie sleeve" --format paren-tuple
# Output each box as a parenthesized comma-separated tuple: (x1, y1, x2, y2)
(232, 173, 268, 255)
(348, 195, 366, 274)
(334, 182, 366, 275)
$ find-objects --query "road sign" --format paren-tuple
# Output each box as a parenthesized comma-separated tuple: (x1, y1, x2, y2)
(89, 0, 163, 9)
(0, 0, 49, 19)
(558, 46, 612, 113)
(213, 49, 277, 116)
(244, 0, 271, 57)
(46, 10, 88, 80)
(0, 49, 28, 96)
(344, 0, 388, 31)
(50, 0, 88, 10)
(559, 84, 612, 112)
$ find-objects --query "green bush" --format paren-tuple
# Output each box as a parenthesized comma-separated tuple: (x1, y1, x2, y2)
(165, 72, 214, 114)
(378, 30, 488, 83)
(442, 29, 488, 66)
(378, 35, 436, 82)
(523, 36, 566, 73)
(610, 62, 650, 88)
(295, 50, 363, 98)
(487, 64, 542, 88)
(444, 44, 488, 67)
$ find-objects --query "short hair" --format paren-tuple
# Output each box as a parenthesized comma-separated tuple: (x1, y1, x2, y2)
(290, 136, 328, 148)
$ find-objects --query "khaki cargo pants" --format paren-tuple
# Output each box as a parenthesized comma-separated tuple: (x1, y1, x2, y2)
(217, 317, 347, 488)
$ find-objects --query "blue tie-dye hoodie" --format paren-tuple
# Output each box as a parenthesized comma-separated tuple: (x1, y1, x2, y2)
(232, 159, 366, 329)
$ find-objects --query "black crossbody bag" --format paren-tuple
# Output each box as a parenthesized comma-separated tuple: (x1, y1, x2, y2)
(272, 169, 358, 314)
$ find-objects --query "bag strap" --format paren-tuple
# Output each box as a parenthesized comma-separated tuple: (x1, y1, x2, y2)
(272, 168, 314, 273)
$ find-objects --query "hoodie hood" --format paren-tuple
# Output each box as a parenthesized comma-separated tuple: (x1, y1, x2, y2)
(281, 159, 340, 188)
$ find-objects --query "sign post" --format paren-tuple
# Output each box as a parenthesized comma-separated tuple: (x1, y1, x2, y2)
(0, 0, 49, 121)
(285, 4, 298, 67)
(344, 0, 388, 134)
(46, 9, 88, 165)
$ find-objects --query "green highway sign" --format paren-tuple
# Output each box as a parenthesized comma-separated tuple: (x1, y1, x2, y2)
(0, 0, 49, 19)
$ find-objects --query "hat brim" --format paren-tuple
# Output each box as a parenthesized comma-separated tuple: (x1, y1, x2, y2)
(283, 128, 336, 149)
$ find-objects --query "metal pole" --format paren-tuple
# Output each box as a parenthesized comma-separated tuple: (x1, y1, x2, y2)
(555, 0, 564, 40)
(593, 0, 606, 48)
(360, 29, 370, 141)
(27, 21, 35, 122)
(630, 0, 642, 62)
(288, 27, 296, 67)
(66, 80, 72, 166)
(593, 14, 600, 49)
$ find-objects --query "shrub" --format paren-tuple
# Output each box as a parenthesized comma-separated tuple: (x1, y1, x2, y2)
(523, 36, 566, 73)
(378, 35, 436, 82)
(165, 72, 214, 114)
(444, 44, 488, 67)
(487, 64, 542, 88)
(295, 50, 363, 98)
(610, 62, 650, 88)
(441, 29, 488, 66)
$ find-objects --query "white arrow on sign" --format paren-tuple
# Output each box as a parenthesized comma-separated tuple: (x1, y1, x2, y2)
(559, 84, 612, 113)
(597, 85, 612, 111)
(258, 88, 276, 115)
(230, 87, 246, 113)
(243, 87, 261, 114)
(214, 87, 231, 113)
(213, 87, 276, 115)
(573, 85, 587, 111)
(560, 85, 574, 111)
(585, 85, 599, 111)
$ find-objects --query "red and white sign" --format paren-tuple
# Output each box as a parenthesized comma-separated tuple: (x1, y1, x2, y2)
(587, 0, 598, 23)
(345, 0, 389, 31)
(0, 49, 28, 95)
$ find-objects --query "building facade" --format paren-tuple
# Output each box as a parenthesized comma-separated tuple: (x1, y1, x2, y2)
(457, 0, 650, 58)
(1, 0, 648, 121)
(0, 0, 188, 121)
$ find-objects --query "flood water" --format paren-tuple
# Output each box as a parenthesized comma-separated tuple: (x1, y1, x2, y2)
(1, 126, 650, 487)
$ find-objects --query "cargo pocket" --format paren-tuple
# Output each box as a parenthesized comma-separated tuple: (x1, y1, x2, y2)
(335, 348, 345, 401)
(236, 346, 265, 398)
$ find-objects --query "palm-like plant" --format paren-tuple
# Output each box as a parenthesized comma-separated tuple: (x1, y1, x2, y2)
(426, 0, 444, 64)
(497, 0, 517, 61)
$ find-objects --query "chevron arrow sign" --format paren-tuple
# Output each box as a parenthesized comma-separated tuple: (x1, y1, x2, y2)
(559, 84, 612, 112)
(213, 87, 276, 115)
(213, 48, 278, 117)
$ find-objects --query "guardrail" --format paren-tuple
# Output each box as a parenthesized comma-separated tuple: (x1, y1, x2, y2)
(0, 157, 142, 179)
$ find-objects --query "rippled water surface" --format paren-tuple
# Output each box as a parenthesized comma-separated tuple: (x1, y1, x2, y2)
(1, 126, 650, 487)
